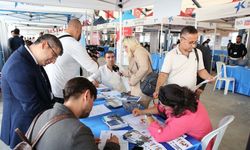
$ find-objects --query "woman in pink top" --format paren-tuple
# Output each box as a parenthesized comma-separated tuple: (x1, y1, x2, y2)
(132, 84, 212, 143)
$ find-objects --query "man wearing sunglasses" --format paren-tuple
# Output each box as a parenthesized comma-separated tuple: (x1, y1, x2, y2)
(154, 26, 214, 98)
(1, 34, 63, 149)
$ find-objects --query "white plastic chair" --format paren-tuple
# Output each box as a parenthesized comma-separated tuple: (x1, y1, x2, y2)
(213, 62, 235, 95)
(201, 115, 235, 150)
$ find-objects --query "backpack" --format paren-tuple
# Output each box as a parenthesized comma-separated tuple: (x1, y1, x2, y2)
(14, 113, 74, 150)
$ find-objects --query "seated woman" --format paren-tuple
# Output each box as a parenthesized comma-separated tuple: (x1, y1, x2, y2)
(132, 84, 212, 143)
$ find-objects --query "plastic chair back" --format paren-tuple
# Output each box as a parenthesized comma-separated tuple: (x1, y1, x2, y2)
(201, 115, 235, 150)
(216, 61, 225, 78)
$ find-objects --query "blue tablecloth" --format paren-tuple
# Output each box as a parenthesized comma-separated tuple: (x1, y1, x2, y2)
(80, 98, 201, 150)
(216, 66, 250, 96)
(213, 50, 228, 56)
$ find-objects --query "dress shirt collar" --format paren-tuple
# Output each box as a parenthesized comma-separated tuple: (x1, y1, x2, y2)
(105, 64, 113, 72)
(25, 45, 38, 65)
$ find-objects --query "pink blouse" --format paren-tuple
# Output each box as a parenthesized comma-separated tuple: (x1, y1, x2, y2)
(148, 101, 212, 142)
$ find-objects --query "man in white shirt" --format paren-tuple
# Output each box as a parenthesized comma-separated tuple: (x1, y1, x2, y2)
(153, 26, 214, 98)
(45, 19, 98, 103)
(88, 51, 128, 92)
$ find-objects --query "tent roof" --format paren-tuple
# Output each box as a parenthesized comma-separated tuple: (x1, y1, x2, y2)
(195, 0, 250, 31)
(196, 0, 250, 22)
(0, 0, 154, 30)
(4, 0, 155, 11)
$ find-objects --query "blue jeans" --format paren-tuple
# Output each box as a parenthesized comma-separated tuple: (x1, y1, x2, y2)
(228, 57, 248, 66)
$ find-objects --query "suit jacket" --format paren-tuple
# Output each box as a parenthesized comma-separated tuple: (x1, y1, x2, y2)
(123, 47, 152, 107)
(31, 103, 120, 150)
(8, 36, 24, 53)
(196, 44, 212, 90)
(0, 45, 54, 148)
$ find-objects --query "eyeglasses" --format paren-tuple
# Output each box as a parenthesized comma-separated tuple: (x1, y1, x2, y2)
(181, 36, 198, 46)
(47, 42, 59, 58)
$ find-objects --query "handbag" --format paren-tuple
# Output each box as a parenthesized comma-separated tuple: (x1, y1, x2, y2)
(140, 55, 158, 97)
(14, 113, 74, 150)
(140, 72, 158, 97)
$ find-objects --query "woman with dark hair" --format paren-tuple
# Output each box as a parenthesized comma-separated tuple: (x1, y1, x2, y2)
(132, 84, 212, 143)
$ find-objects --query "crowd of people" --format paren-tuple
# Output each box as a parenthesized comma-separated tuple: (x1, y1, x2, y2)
(7, 29, 44, 60)
(0, 19, 248, 150)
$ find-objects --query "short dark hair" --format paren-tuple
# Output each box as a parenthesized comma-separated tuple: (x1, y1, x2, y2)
(237, 35, 242, 39)
(63, 77, 97, 102)
(158, 84, 198, 117)
(180, 26, 198, 36)
(13, 28, 20, 34)
(104, 50, 115, 57)
(34, 34, 63, 56)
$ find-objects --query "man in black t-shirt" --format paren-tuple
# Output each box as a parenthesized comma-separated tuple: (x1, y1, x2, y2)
(228, 35, 248, 66)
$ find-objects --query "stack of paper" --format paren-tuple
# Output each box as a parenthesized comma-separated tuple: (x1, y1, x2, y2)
(99, 130, 129, 150)
(89, 104, 111, 117)
(101, 90, 121, 99)
(167, 135, 193, 150)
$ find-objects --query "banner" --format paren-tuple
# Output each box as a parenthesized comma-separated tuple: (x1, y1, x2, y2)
(235, 16, 250, 29)
(116, 27, 132, 41)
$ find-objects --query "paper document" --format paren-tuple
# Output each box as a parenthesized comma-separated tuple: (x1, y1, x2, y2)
(122, 114, 163, 135)
(101, 90, 121, 99)
(143, 139, 167, 150)
(97, 84, 111, 92)
(192, 72, 221, 91)
(89, 104, 111, 117)
(99, 130, 128, 150)
(122, 115, 166, 150)
(167, 135, 193, 150)
(122, 114, 149, 134)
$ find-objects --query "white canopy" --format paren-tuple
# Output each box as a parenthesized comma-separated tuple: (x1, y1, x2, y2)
(4, 0, 155, 11)
(196, 0, 250, 22)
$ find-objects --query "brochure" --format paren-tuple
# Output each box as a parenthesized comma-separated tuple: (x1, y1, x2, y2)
(116, 92, 141, 102)
(103, 114, 128, 130)
(123, 130, 150, 145)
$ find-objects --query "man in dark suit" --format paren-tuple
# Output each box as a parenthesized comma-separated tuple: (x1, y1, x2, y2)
(30, 77, 120, 150)
(0, 34, 63, 148)
(8, 28, 24, 54)
(196, 44, 212, 98)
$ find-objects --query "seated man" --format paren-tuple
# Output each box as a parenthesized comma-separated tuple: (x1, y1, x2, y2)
(30, 77, 120, 150)
(228, 35, 248, 66)
(88, 51, 129, 92)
